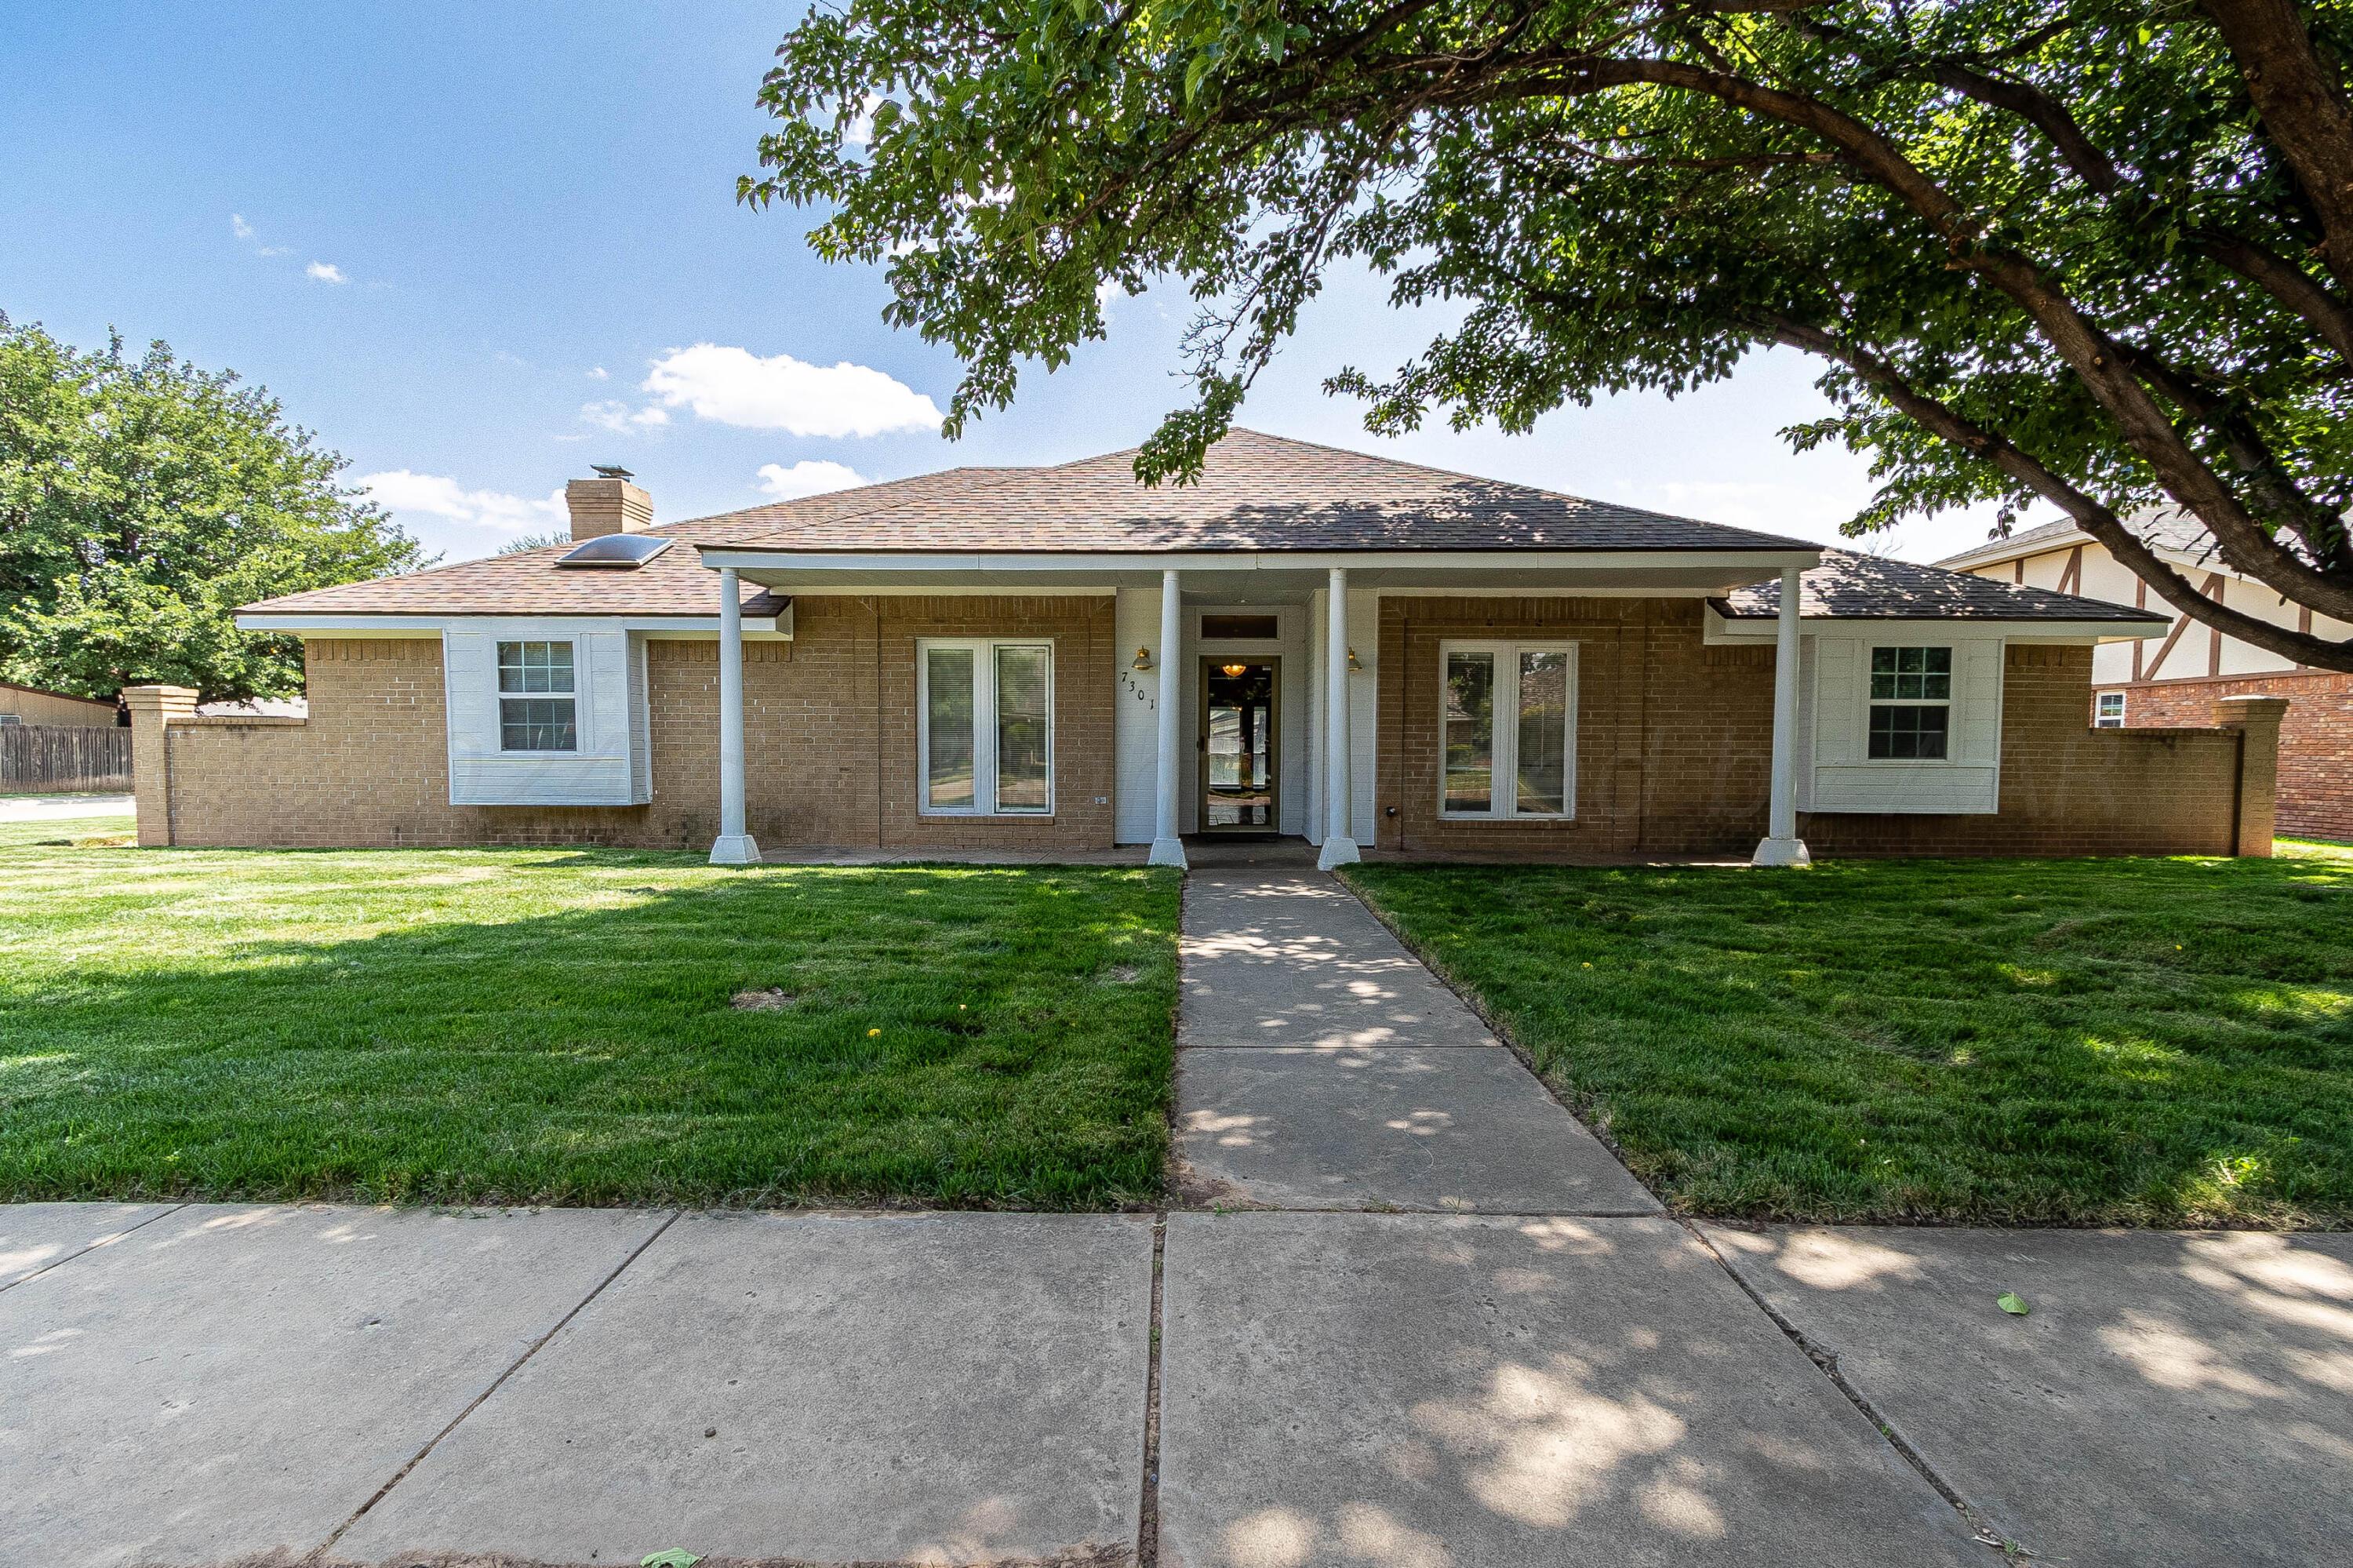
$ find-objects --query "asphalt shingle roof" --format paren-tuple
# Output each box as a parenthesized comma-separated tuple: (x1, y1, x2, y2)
(1717, 549, 2169, 623)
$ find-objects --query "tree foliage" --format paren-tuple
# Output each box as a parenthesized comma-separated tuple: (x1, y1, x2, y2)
(748, 0, 2353, 670)
(0, 316, 424, 700)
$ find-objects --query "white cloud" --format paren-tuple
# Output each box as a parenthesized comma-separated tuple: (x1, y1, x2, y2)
(360, 471, 566, 533)
(586, 366, 609, 380)
(306, 260, 348, 285)
(756, 460, 867, 500)
(642, 343, 941, 438)
(230, 212, 289, 256)
(580, 399, 671, 434)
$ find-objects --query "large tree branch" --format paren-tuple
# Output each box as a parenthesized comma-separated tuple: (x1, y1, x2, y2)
(2187, 227, 2353, 360)
(2198, 0, 2353, 295)
(1464, 49, 2353, 621)
(2104, 335, 2353, 572)
(1924, 62, 2118, 192)
(1753, 312, 2353, 671)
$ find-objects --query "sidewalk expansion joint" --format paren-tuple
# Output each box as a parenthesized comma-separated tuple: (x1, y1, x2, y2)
(0, 1202, 188, 1297)
(1679, 1217, 2029, 1561)
(306, 1206, 685, 1563)
(1135, 1211, 1167, 1568)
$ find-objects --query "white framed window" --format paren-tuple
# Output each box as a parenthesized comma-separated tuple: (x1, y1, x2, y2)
(1867, 646, 1952, 760)
(2095, 691, 2126, 729)
(496, 640, 577, 752)
(1438, 641, 1576, 819)
(919, 638, 1053, 815)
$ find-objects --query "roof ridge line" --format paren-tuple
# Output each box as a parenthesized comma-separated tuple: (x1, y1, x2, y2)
(665, 464, 1041, 538)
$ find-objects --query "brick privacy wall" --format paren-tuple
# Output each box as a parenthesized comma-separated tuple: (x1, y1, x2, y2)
(1376, 600, 2256, 860)
(160, 596, 1117, 849)
(2114, 670, 2352, 840)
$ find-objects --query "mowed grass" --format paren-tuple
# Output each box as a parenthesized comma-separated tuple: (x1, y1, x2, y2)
(1345, 855, 2353, 1227)
(0, 841, 1179, 1207)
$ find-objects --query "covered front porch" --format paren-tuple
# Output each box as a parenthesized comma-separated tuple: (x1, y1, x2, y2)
(689, 544, 1821, 871)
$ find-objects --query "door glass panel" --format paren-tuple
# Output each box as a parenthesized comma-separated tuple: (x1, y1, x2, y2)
(1204, 662, 1275, 829)
(926, 646, 976, 808)
(994, 644, 1050, 812)
(1443, 652, 1495, 813)
(1515, 650, 1569, 814)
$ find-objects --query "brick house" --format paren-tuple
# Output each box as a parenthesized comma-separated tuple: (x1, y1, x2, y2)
(1941, 513, 2351, 841)
(124, 432, 2289, 864)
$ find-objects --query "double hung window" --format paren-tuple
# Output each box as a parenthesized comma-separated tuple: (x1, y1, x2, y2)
(497, 640, 577, 752)
(1867, 646, 1952, 759)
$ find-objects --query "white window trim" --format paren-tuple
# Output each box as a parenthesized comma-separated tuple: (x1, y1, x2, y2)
(1436, 639, 1577, 820)
(1863, 644, 1955, 764)
(496, 638, 581, 755)
(917, 637, 1056, 817)
(2094, 690, 2126, 728)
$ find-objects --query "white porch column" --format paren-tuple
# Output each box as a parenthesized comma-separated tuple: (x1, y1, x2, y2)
(1752, 565, 1811, 868)
(1147, 568, 1188, 868)
(708, 565, 761, 865)
(1318, 566, 1361, 870)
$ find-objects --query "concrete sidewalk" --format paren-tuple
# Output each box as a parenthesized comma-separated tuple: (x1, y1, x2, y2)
(6, 862, 2350, 1566)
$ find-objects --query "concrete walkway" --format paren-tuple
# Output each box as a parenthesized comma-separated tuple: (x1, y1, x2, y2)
(5, 860, 2351, 1566)
(1173, 863, 1658, 1213)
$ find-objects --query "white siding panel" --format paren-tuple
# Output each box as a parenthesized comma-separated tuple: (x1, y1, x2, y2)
(1113, 588, 1162, 844)
(1806, 630, 2002, 815)
(444, 619, 644, 807)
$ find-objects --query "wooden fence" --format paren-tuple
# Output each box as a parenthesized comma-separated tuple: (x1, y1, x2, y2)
(0, 724, 133, 792)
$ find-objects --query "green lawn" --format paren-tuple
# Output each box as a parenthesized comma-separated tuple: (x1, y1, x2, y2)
(0, 840, 1178, 1208)
(1345, 854, 2353, 1228)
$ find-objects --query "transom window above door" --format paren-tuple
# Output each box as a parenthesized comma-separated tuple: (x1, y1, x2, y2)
(1439, 642, 1577, 819)
(919, 639, 1053, 815)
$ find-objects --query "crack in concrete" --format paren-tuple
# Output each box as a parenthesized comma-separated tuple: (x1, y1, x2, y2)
(0, 1201, 188, 1296)
(305, 1209, 685, 1564)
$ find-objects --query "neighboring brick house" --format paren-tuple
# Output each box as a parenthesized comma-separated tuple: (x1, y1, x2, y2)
(1942, 514, 2352, 841)
(125, 432, 2288, 864)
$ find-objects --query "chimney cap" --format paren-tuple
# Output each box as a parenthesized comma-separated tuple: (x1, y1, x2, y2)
(591, 464, 635, 479)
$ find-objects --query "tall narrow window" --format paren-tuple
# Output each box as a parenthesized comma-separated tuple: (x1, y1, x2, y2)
(1442, 650, 1495, 813)
(995, 644, 1050, 812)
(925, 646, 976, 809)
(918, 638, 1053, 814)
(1867, 646, 1952, 759)
(497, 640, 576, 752)
(1439, 642, 1575, 819)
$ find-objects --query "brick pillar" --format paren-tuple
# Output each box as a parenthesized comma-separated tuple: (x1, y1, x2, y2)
(2217, 695, 2290, 857)
(121, 685, 198, 846)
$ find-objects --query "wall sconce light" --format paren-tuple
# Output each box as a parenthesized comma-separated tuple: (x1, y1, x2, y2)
(1346, 647, 1365, 672)
(1131, 646, 1154, 671)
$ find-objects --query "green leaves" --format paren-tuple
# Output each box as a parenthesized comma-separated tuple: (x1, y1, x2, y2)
(740, 0, 2352, 649)
(641, 1551, 703, 1568)
(1997, 1291, 2031, 1316)
(0, 316, 425, 700)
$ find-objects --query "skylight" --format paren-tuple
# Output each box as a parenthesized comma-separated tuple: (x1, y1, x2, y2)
(555, 534, 673, 569)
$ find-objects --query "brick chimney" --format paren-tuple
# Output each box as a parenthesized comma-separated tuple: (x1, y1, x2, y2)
(565, 467, 653, 541)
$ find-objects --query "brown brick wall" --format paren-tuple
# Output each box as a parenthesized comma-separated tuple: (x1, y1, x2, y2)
(1374, 599, 2264, 860)
(2110, 670, 2353, 841)
(158, 595, 1117, 851)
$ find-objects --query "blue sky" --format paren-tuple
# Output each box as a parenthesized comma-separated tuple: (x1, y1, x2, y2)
(5, 2, 2006, 565)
